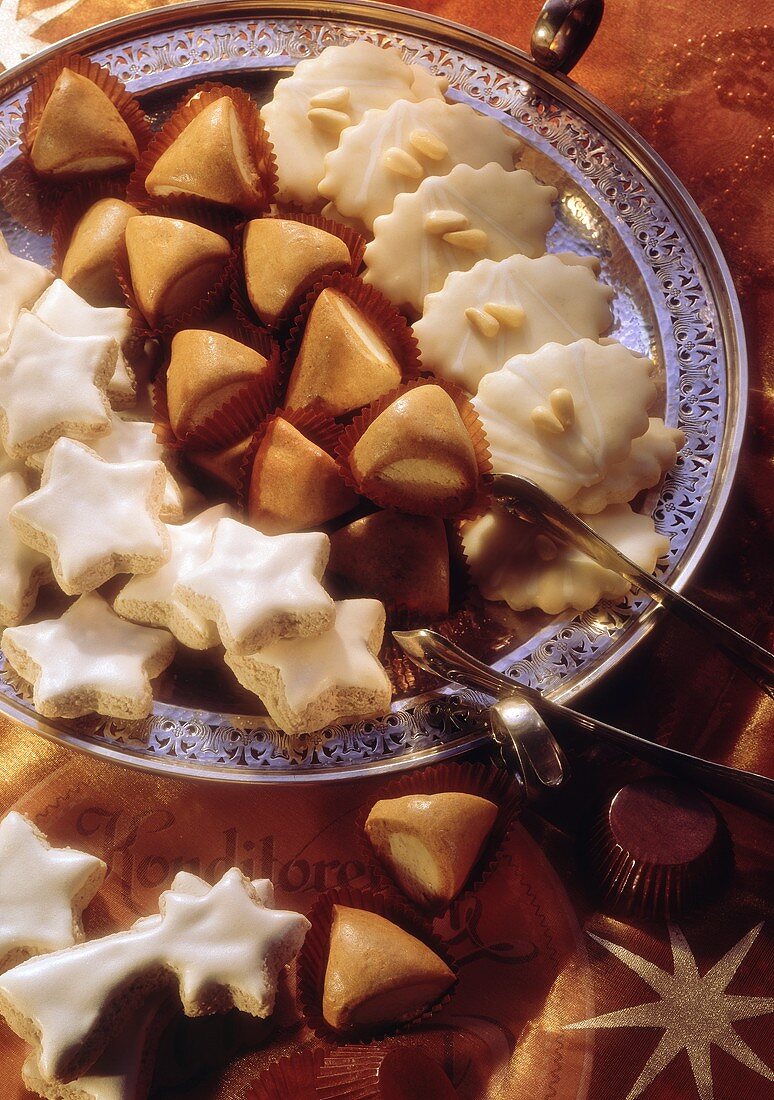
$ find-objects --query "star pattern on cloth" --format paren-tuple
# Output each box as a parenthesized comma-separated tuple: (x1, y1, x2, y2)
(0, 811, 105, 971)
(565, 923, 774, 1100)
(0, 0, 82, 71)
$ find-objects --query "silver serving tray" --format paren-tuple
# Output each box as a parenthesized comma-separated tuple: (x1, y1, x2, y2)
(0, 1, 747, 782)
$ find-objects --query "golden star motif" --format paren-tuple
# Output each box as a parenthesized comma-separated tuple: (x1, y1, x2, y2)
(566, 923, 774, 1100)
(0, 0, 82, 71)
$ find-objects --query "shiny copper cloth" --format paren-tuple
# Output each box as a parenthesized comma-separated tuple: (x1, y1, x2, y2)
(0, 2, 772, 1097)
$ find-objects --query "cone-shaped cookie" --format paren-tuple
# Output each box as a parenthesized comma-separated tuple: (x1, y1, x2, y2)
(166, 329, 270, 437)
(145, 97, 264, 212)
(124, 217, 231, 327)
(285, 289, 401, 416)
(62, 198, 139, 307)
(322, 905, 454, 1032)
(350, 386, 478, 514)
(187, 437, 252, 492)
(248, 418, 357, 534)
(328, 511, 449, 616)
(30, 69, 139, 177)
(365, 793, 498, 907)
(244, 220, 351, 326)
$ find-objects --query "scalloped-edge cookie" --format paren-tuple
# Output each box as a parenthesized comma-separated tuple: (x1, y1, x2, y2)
(0, 311, 115, 459)
(261, 42, 446, 207)
(471, 339, 656, 503)
(225, 598, 391, 735)
(1, 591, 175, 719)
(32, 279, 136, 409)
(413, 253, 614, 394)
(174, 516, 334, 655)
(0, 811, 105, 974)
(566, 417, 684, 514)
(114, 504, 232, 650)
(319, 98, 521, 231)
(462, 502, 669, 615)
(0, 472, 50, 627)
(10, 437, 170, 595)
(364, 163, 557, 314)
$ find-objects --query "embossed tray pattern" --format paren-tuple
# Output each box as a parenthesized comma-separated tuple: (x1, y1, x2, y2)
(0, 2, 747, 781)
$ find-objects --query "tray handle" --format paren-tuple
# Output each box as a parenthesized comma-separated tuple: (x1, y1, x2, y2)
(531, 0, 604, 73)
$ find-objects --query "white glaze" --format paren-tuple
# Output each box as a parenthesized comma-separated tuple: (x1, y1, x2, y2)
(225, 598, 391, 731)
(27, 413, 187, 522)
(10, 438, 171, 595)
(175, 516, 334, 655)
(32, 280, 136, 408)
(0, 868, 310, 1081)
(0, 312, 115, 458)
(114, 505, 232, 650)
(471, 340, 656, 503)
(261, 42, 446, 206)
(0, 812, 105, 970)
(1, 592, 175, 720)
(0, 471, 50, 626)
(364, 164, 557, 313)
(0, 232, 53, 350)
(566, 417, 685, 514)
(413, 253, 615, 392)
(319, 98, 521, 230)
(463, 503, 669, 614)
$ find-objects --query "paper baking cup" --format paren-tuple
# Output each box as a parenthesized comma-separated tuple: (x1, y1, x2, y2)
(297, 886, 457, 1044)
(151, 324, 281, 452)
(231, 211, 367, 332)
(244, 1048, 324, 1100)
(126, 82, 276, 216)
(50, 175, 131, 276)
(316, 1044, 458, 1100)
(334, 378, 493, 519)
(355, 762, 522, 916)
(115, 206, 238, 341)
(282, 272, 424, 406)
(236, 404, 346, 512)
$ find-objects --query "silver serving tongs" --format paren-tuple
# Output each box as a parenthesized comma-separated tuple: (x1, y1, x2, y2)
(394, 629, 774, 818)
(492, 473, 774, 698)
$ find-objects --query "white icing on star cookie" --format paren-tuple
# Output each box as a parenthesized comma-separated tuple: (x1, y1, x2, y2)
(0, 812, 105, 973)
(0, 472, 50, 626)
(32, 280, 136, 409)
(472, 339, 656, 503)
(175, 516, 334, 655)
(10, 438, 170, 595)
(413, 253, 615, 393)
(463, 503, 669, 615)
(0, 868, 310, 1082)
(318, 98, 521, 230)
(114, 505, 232, 650)
(27, 413, 188, 523)
(0, 231, 53, 350)
(0, 311, 115, 458)
(1, 591, 175, 719)
(225, 598, 391, 734)
(261, 42, 446, 207)
(364, 163, 557, 313)
(566, 417, 684, 514)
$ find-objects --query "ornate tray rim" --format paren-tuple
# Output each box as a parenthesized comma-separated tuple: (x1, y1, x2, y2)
(0, 0, 748, 783)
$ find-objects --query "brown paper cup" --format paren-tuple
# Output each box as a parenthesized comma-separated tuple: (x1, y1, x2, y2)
(316, 1045, 459, 1100)
(50, 176, 131, 274)
(115, 206, 238, 341)
(231, 211, 367, 332)
(282, 272, 424, 406)
(355, 762, 522, 916)
(297, 886, 457, 1044)
(244, 1048, 324, 1100)
(334, 378, 493, 519)
(127, 82, 276, 216)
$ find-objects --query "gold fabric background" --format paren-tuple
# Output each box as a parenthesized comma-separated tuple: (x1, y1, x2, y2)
(0, 1, 771, 1097)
